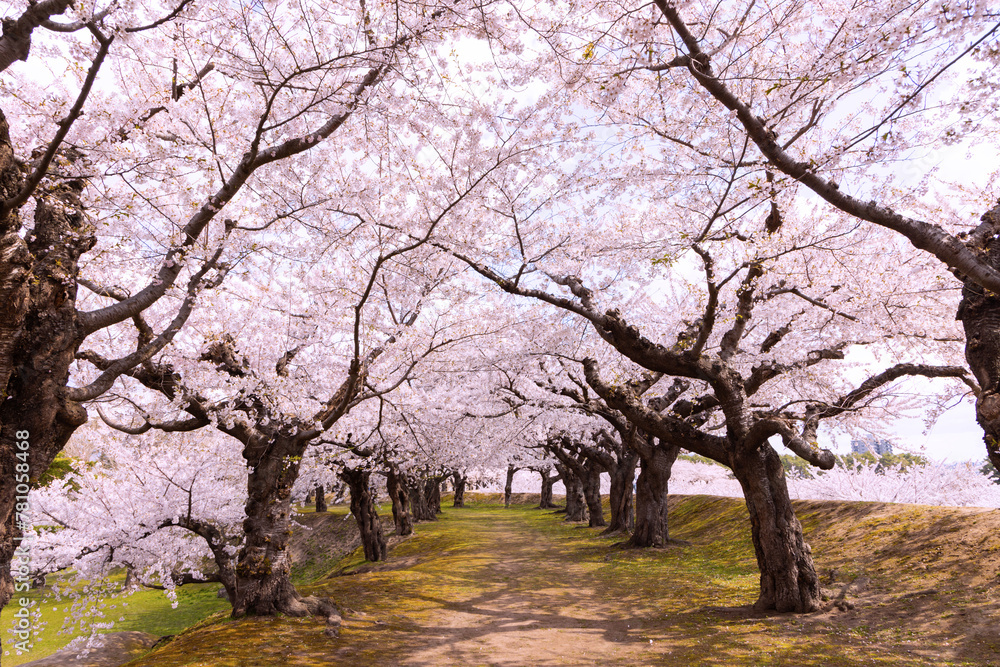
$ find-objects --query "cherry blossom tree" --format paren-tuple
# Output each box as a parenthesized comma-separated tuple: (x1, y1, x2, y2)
(552, 0, 1000, 463)
(29, 428, 246, 606)
(96, 225, 505, 614)
(0, 0, 493, 624)
(424, 61, 976, 610)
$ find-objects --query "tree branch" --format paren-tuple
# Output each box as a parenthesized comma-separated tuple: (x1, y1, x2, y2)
(655, 1, 1000, 295)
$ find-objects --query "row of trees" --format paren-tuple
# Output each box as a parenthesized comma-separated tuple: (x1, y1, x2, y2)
(2, 0, 999, 643)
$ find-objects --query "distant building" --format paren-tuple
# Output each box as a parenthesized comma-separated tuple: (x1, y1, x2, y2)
(850, 435, 894, 456)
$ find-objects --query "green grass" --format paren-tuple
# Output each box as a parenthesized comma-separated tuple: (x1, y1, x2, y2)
(1, 577, 230, 666)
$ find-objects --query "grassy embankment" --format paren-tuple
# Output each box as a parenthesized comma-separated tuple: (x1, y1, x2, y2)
(0, 574, 230, 666)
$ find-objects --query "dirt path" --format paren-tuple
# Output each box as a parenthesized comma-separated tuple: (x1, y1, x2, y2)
(345, 509, 654, 666)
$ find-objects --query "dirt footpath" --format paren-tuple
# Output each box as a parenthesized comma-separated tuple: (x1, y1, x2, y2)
(357, 512, 658, 666)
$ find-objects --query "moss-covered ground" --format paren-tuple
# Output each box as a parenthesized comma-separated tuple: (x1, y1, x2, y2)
(120, 495, 1000, 666)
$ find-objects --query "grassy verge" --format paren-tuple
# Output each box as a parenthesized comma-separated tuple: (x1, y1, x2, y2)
(0, 579, 230, 666)
(0, 504, 358, 665)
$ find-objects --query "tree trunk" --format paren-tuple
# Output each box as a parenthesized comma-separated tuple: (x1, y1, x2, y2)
(424, 476, 442, 515)
(0, 109, 31, 617)
(628, 443, 678, 548)
(538, 470, 559, 509)
(452, 471, 466, 507)
(409, 477, 436, 522)
(0, 152, 92, 615)
(208, 550, 238, 606)
(386, 469, 414, 536)
(314, 484, 327, 513)
(582, 461, 606, 528)
(958, 202, 1000, 471)
(232, 433, 310, 617)
(731, 444, 820, 613)
(561, 466, 587, 522)
(504, 464, 516, 508)
(604, 449, 637, 535)
(170, 516, 239, 605)
(341, 467, 387, 562)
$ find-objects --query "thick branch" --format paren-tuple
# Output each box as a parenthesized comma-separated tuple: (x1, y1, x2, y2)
(719, 263, 763, 361)
(96, 405, 207, 435)
(744, 343, 849, 396)
(582, 357, 729, 463)
(762, 419, 837, 469)
(66, 240, 230, 401)
(689, 245, 718, 358)
(655, 1, 1000, 295)
(802, 363, 970, 440)
(0, 0, 73, 72)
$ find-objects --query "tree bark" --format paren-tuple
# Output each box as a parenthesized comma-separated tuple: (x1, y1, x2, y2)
(409, 476, 436, 522)
(582, 460, 606, 528)
(605, 448, 637, 535)
(731, 445, 820, 613)
(341, 467, 387, 562)
(232, 433, 311, 617)
(504, 464, 517, 508)
(0, 108, 30, 617)
(386, 468, 414, 536)
(549, 439, 597, 523)
(627, 442, 678, 548)
(452, 471, 466, 507)
(165, 516, 239, 605)
(424, 476, 442, 515)
(0, 123, 92, 614)
(537, 469, 560, 509)
(314, 484, 327, 513)
(958, 202, 1000, 471)
(0, 1, 75, 73)
(558, 464, 587, 522)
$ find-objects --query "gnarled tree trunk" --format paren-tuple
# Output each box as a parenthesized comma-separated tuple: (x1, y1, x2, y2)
(314, 484, 327, 513)
(504, 464, 517, 508)
(605, 448, 637, 535)
(452, 471, 466, 507)
(0, 108, 29, 618)
(959, 202, 1000, 471)
(232, 433, 310, 617)
(341, 467, 387, 562)
(628, 442, 678, 548)
(732, 444, 820, 613)
(409, 476, 436, 522)
(558, 464, 587, 522)
(582, 460, 606, 528)
(1, 135, 92, 615)
(538, 469, 560, 509)
(424, 476, 442, 515)
(386, 468, 414, 536)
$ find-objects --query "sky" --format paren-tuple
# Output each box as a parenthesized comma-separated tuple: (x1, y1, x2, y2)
(892, 400, 984, 463)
